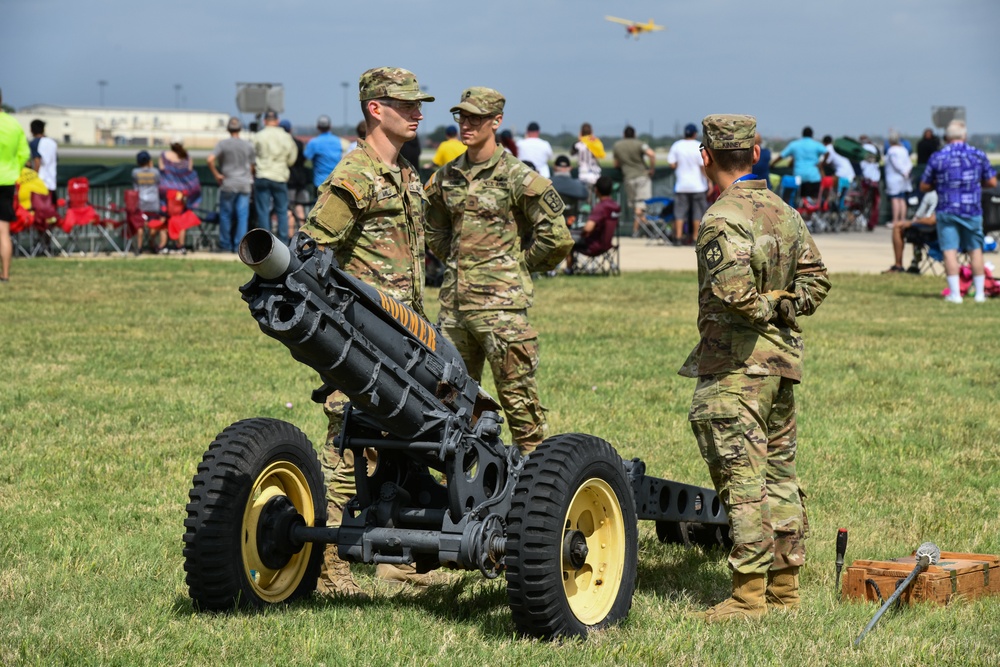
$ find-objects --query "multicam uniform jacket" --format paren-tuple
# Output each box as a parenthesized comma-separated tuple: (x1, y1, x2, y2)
(678, 179, 831, 381)
(424, 146, 573, 311)
(301, 139, 426, 313)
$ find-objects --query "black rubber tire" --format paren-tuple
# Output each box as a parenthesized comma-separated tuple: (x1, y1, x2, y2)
(183, 418, 326, 611)
(505, 433, 638, 639)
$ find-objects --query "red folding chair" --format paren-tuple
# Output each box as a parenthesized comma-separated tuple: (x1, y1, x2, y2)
(61, 177, 126, 255)
(120, 189, 163, 254)
(28, 192, 67, 256)
(164, 189, 201, 253)
(797, 176, 838, 233)
(10, 184, 35, 257)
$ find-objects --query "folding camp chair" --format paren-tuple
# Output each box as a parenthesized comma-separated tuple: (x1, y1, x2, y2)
(187, 208, 220, 252)
(9, 185, 36, 257)
(639, 196, 675, 244)
(902, 224, 945, 275)
(575, 223, 621, 276)
(27, 192, 68, 257)
(568, 199, 622, 277)
(163, 189, 202, 253)
(117, 189, 165, 254)
(61, 177, 126, 255)
(798, 176, 838, 234)
(837, 182, 871, 233)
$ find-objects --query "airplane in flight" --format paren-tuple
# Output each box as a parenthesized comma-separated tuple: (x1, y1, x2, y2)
(605, 16, 666, 39)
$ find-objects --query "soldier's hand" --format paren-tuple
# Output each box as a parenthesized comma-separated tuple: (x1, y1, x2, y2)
(764, 290, 800, 332)
(777, 298, 801, 332)
(764, 289, 797, 302)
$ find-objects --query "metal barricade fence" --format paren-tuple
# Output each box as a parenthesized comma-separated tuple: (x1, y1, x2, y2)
(16, 184, 221, 256)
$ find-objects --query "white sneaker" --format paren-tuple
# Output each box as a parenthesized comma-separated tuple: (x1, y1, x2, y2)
(974, 294, 987, 303)
(944, 293, 963, 304)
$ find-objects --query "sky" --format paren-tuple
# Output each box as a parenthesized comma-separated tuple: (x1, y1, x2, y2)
(4, 0, 998, 140)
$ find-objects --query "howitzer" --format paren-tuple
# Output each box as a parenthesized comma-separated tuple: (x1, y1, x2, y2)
(182, 229, 731, 639)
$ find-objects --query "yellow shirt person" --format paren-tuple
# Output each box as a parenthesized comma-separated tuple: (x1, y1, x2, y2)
(432, 127, 467, 166)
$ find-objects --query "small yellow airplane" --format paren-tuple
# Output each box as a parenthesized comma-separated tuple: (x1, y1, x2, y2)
(605, 16, 666, 39)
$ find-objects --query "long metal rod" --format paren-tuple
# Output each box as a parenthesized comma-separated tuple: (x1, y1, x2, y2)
(853, 564, 923, 647)
(341, 437, 449, 452)
(853, 542, 940, 648)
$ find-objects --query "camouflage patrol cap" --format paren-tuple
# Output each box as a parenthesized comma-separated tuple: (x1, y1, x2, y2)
(359, 67, 435, 102)
(450, 87, 505, 116)
(702, 114, 757, 150)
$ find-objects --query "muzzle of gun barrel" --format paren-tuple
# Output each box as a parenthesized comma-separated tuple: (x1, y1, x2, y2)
(239, 228, 293, 279)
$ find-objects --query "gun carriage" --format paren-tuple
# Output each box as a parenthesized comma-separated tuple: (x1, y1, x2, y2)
(182, 229, 730, 639)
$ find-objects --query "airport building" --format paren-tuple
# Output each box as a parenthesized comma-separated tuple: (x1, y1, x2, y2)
(12, 105, 232, 148)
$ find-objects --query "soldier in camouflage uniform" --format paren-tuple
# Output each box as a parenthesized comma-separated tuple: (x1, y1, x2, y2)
(425, 88, 573, 455)
(298, 66, 433, 597)
(679, 115, 831, 623)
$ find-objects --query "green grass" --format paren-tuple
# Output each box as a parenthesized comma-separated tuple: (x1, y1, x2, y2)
(1, 259, 998, 666)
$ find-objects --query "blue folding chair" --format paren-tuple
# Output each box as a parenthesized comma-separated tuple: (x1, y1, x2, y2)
(639, 196, 675, 244)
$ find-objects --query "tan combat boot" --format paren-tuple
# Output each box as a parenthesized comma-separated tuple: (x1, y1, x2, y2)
(316, 545, 369, 599)
(315, 499, 368, 599)
(694, 572, 768, 623)
(375, 562, 455, 587)
(766, 567, 800, 611)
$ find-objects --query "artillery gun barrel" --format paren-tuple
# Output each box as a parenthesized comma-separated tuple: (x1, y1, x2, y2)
(237, 229, 487, 440)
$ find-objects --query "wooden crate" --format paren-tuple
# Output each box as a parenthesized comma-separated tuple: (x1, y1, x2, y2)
(843, 552, 1000, 605)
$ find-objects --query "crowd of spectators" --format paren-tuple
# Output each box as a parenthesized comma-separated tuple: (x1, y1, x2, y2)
(5, 99, 997, 303)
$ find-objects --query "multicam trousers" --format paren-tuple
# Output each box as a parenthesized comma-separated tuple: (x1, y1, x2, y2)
(689, 373, 809, 575)
(320, 390, 377, 521)
(438, 308, 548, 454)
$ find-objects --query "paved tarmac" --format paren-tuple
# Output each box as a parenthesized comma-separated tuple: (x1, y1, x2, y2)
(616, 226, 898, 274)
(177, 226, 904, 274)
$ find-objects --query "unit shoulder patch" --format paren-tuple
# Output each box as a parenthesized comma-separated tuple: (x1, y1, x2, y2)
(541, 188, 565, 216)
(703, 239, 723, 270)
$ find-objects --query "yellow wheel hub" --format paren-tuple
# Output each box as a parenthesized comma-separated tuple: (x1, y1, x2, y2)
(241, 461, 316, 603)
(562, 477, 626, 625)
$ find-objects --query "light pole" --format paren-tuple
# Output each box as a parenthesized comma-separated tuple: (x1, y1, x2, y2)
(341, 81, 349, 130)
(175, 84, 182, 108)
(98, 80, 108, 106)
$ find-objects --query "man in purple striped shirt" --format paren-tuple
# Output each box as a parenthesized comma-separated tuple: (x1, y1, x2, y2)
(921, 120, 997, 303)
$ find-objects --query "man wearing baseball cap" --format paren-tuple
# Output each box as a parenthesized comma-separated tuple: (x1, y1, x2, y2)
(207, 117, 255, 252)
(667, 123, 710, 245)
(425, 87, 572, 457)
(679, 114, 831, 623)
(252, 110, 297, 243)
(299, 66, 435, 597)
(304, 114, 344, 188)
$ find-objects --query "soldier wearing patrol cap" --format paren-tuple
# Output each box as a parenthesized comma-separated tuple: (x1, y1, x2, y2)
(425, 87, 573, 455)
(679, 114, 831, 623)
(299, 66, 435, 597)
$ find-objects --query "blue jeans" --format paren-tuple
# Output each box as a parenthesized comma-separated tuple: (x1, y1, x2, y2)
(218, 190, 250, 252)
(253, 179, 289, 243)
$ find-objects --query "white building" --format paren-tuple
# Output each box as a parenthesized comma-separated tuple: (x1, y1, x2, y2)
(13, 104, 232, 148)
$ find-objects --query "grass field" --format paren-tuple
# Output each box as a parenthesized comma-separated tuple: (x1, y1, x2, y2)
(1, 259, 998, 666)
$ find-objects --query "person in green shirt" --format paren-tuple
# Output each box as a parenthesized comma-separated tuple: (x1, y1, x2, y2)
(0, 88, 31, 283)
